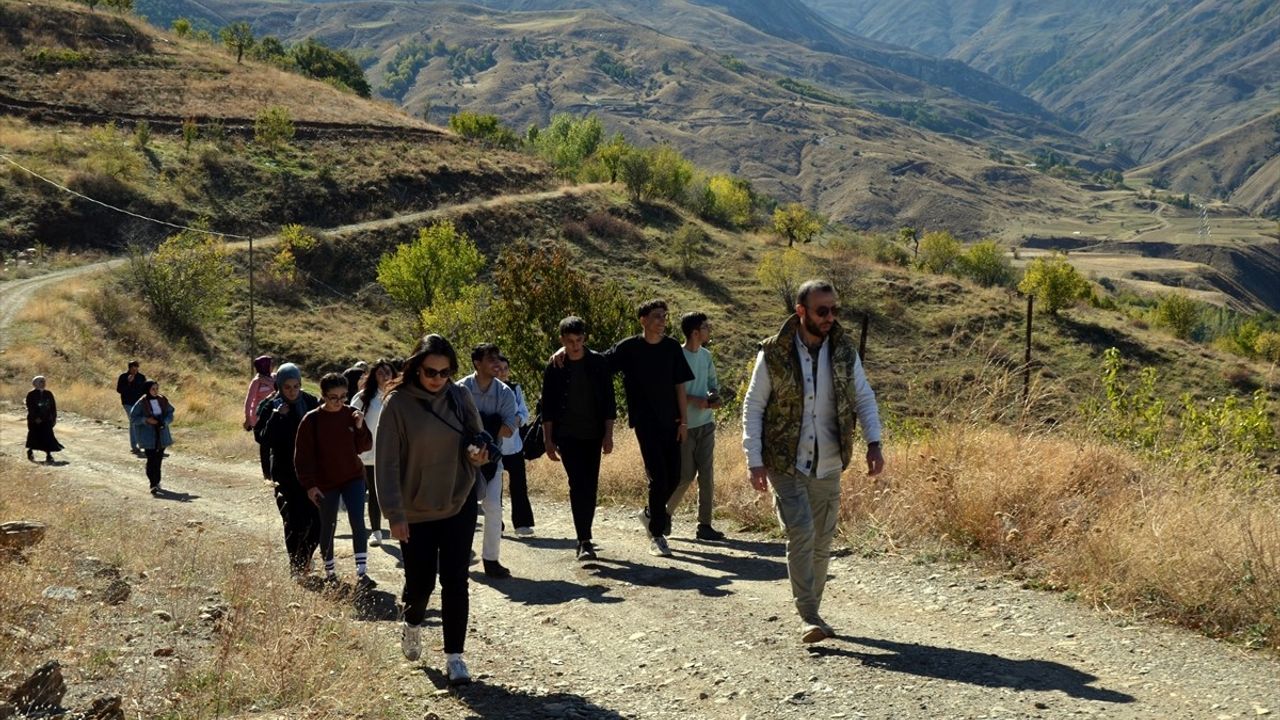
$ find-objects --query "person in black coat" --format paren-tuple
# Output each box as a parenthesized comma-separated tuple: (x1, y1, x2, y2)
(258, 363, 321, 577)
(116, 360, 148, 454)
(540, 316, 618, 561)
(25, 376, 64, 463)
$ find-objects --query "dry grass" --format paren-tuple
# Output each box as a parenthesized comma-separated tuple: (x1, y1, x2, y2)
(0, 457, 401, 718)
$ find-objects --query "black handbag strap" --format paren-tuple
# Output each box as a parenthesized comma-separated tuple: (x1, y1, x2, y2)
(416, 387, 467, 438)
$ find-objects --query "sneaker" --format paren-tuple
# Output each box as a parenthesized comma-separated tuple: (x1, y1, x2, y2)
(514, 526, 535, 538)
(355, 574, 378, 592)
(369, 530, 383, 547)
(445, 655, 471, 685)
(649, 536, 672, 557)
(637, 508, 652, 537)
(818, 619, 836, 638)
(149, 486, 160, 496)
(482, 560, 511, 578)
(696, 524, 726, 541)
(800, 623, 828, 644)
(576, 541, 597, 561)
(400, 622, 422, 661)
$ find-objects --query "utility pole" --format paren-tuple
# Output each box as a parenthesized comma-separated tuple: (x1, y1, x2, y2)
(1024, 295, 1033, 404)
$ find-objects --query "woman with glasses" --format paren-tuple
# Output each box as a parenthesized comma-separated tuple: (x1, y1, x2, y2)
(25, 376, 64, 464)
(376, 334, 490, 686)
(130, 380, 175, 495)
(351, 359, 398, 547)
(296, 372, 374, 589)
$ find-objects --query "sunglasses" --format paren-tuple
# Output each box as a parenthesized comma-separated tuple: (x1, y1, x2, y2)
(419, 366, 454, 379)
(809, 304, 840, 318)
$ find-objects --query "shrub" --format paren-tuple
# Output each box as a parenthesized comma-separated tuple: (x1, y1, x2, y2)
(172, 18, 191, 38)
(85, 121, 142, 180)
(376, 220, 483, 318)
(289, 38, 371, 97)
(584, 211, 639, 241)
(26, 47, 90, 69)
(130, 224, 238, 336)
(704, 175, 752, 227)
(618, 150, 653, 202)
(561, 221, 589, 243)
(670, 223, 709, 274)
(772, 203, 824, 247)
(956, 240, 1014, 287)
(757, 248, 814, 313)
(533, 114, 603, 178)
(254, 106, 294, 150)
(132, 120, 151, 150)
(1154, 292, 1202, 341)
(220, 22, 255, 64)
(647, 145, 693, 203)
(916, 230, 962, 274)
(448, 111, 519, 149)
(1255, 331, 1280, 363)
(1018, 254, 1091, 315)
(268, 224, 317, 287)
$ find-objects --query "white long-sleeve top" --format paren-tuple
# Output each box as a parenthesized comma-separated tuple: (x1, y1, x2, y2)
(352, 392, 384, 466)
(742, 333, 881, 476)
(499, 383, 530, 456)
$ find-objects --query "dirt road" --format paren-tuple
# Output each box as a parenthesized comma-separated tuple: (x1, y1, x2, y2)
(5, 408, 1278, 719)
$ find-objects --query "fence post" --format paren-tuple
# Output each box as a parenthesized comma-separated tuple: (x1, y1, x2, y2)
(1023, 294, 1033, 403)
(859, 313, 869, 361)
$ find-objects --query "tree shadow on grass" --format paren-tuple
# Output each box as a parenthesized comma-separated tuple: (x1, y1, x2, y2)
(420, 669, 629, 719)
(811, 636, 1135, 703)
(1055, 317, 1167, 365)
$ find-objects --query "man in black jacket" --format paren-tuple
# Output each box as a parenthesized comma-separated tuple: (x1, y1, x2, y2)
(541, 316, 617, 562)
(116, 360, 147, 454)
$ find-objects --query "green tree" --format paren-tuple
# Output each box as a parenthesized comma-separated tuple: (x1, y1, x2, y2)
(756, 248, 815, 313)
(254, 106, 294, 150)
(249, 36, 288, 64)
(1255, 331, 1280, 364)
(181, 117, 198, 154)
(533, 114, 604, 177)
(647, 145, 693, 203)
(618, 150, 653, 202)
(773, 203, 824, 247)
(1018, 254, 1091, 315)
(670, 223, 709, 275)
(129, 224, 238, 336)
(448, 111, 519, 149)
(220, 22, 254, 64)
(898, 226, 919, 260)
(594, 132, 631, 184)
(705, 175, 753, 227)
(269, 224, 318, 287)
(1154, 293, 1202, 341)
(172, 18, 191, 38)
(290, 38, 371, 97)
(957, 239, 1014, 287)
(376, 220, 484, 318)
(916, 230, 962, 274)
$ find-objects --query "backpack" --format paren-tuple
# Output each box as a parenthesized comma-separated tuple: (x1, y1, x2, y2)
(252, 393, 278, 445)
(521, 400, 545, 461)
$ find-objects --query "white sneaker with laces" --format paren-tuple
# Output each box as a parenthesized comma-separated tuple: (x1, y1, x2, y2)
(445, 654, 471, 685)
(400, 622, 422, 661)
(649, 536, 672, 557)
(369, 530, 383, 547)
(514, 526, 534, 537)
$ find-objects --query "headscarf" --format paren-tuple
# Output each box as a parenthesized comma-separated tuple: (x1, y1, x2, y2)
(253, 355, 273, 376)
(274, 363, 308, 416)
(139, 380, 172, 420)
(31, 376, 45, 387)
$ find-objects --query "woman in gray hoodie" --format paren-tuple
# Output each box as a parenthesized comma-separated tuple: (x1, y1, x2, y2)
(376, 334, 491, 686)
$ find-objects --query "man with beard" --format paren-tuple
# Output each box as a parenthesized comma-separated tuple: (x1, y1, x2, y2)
(741, 280, 884, 645)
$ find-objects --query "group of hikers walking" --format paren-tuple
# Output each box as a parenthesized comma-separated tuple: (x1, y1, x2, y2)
(27, 278, 883, 686)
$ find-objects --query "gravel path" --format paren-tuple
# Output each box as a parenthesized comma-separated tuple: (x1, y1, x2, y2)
(5, 409, 1278, 720)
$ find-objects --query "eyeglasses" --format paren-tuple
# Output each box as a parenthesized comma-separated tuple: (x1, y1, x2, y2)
(419, 366, 454, 379)
(810, 304, 840, 318)
(324, 393, 347, 402)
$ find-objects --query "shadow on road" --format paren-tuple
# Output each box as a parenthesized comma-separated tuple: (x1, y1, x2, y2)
(473, 574, 623, 606)
(420, 669, 628, 719)
(668, 544, 788, 582)
(586, 556, 732, 597)
(814, 636, 1136, 703)
(151, 488, 200, 503)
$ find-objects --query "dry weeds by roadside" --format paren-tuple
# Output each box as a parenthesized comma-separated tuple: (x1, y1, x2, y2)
(0, 456, 409, 719)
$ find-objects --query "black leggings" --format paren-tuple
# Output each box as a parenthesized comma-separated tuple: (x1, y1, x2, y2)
(144, 448, 163, 489)
(504, 452, 534, 529)
(365, 465, 382, 533)
(273, 471, 320, 573)
(400, 487, 478, 654)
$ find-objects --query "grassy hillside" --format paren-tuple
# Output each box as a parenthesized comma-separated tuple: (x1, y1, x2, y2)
(807, 0, 1280, 165)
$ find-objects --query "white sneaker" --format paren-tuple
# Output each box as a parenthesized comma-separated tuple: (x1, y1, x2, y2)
(445, 655, 471, 685)
(649, 536, 672, 557)
(514, 526, 534, 537)
(401, 622, 422, 661)
(637, 508, 652, 537)
(369, 530, 383, 547)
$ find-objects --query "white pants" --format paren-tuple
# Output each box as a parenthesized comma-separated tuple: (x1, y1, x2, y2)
(478, 459, 504, 561)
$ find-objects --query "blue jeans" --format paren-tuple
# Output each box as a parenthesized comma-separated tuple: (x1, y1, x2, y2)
(317, 478, 368, 566)
(124, 404, 138, 449)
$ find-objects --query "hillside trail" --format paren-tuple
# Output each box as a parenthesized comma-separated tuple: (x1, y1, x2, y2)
(4, 192, 1280, 718)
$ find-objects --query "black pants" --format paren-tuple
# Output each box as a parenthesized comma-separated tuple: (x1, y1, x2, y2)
(144, 448, 163, 489)
(400, 487, 478, 655)
(634, 424, 681, 537)
(364, 465, 382, 533)
(503, 452, 534, 529)
(559, 436, 603, 542)
(273, 470, 320, 573)
(258, 443, 272, 479)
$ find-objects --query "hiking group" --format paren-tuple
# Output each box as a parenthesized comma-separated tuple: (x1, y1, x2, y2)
(82, 279, 882, 685)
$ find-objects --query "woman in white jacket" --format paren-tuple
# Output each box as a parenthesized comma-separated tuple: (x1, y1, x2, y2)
(352, 359, 398, 545)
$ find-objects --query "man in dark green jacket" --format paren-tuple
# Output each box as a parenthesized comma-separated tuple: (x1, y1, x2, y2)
(741, 279, 884, 644)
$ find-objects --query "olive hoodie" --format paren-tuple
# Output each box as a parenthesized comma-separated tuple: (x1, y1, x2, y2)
(375, 380, 483, 525)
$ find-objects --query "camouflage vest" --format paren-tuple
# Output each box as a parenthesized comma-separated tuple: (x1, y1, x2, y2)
(759, 314, 861, 475)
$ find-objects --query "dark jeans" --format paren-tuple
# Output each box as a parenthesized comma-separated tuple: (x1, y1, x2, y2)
(559, 436, 603, 542)
(503, 452, 534, 529)
(400, 488, 478, 655)
(634, 424, 681, 537)
(364, 465, 382, 533)
(317, 478, 368, 564)
(258, 443, 272, 480)
(144, 448, 163, 488)
(274, 471, 320, 573)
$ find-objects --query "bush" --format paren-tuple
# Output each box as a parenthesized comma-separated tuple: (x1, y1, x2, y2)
(772, 203, 824, 246)
(584, 212, 640, 241)
(647, 145, 693, 203)
(756, 248, 814, 313)
(1018, 254, 1091, 315)
(376, 220, 483, 317)
(86, 121, 142, 180)
(916, 230, 962, 274)
(448, 111, 519, 149)
(254, 106, 294, 150)
(1154, 292, 1203, 340)
(704, 175, 752, 227)
(956, 240, 1014, 287)
(1256, 331, 1280, 363)
(670, 223, 709, 274)
(618, 150, 653, 202)
(289, 38, 371, 97)
(561, 221, 589, 243)
(533, 114, 603, 178)
(130, 225, 238, 336)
